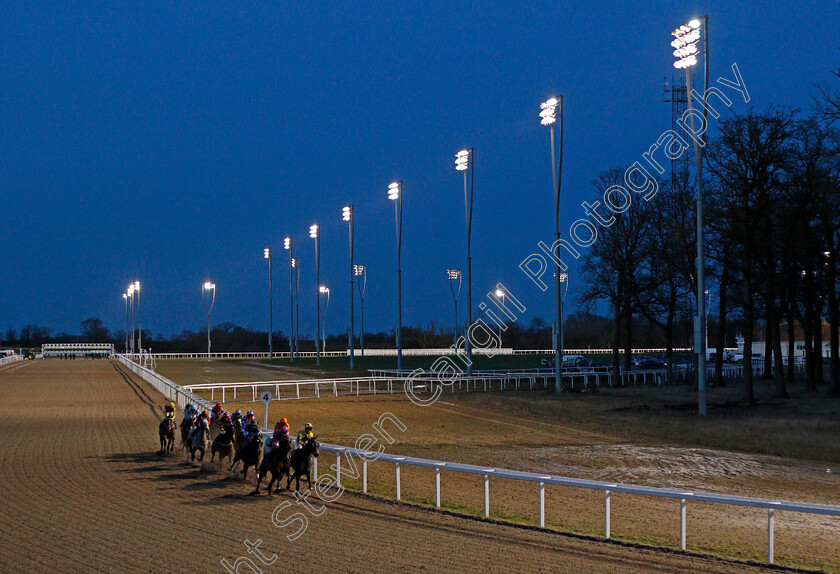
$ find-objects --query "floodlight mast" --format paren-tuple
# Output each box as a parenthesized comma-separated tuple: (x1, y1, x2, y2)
(202, 282, 216, 355)
(292, 257, 300, 358)
(264, 248, 273, 359)
(122, 293, 129, 353)
(319, 286, 330, 352)
(128, 284, 135, 354)
(540, 96, 564, 394)
(343, 205, 355, 369)
(134, 281, 142, 353)
(447, 269, 462, 347)
(671, 15, 709, 416)
(494, 289, 505, 343)
(455, 149, 474, 373)
(388, 182, 403, 371)
(284, 237, 294, 362)
(355, 264, 367, 355)
(310, 224, 321, 366)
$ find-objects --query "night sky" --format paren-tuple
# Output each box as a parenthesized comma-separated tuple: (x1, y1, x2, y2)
(2, 1, 838, 340)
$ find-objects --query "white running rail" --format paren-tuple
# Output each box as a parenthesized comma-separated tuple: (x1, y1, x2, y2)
(0, 354, 23, 367)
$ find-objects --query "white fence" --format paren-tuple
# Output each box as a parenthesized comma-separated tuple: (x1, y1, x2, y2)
(117, 355, 213, 411)
(118, 355, 838, 566)
(0, 354, 23, 367)
(184, 368, 670, 403)
(312, 442, 840, 565)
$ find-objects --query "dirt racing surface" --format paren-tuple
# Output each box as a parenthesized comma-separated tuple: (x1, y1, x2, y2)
(0, 360, 807, 573)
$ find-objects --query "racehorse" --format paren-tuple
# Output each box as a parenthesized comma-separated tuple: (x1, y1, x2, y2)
(189, 419, 210, 462)
(289, 437, 319, 492)
(253, 437, 293, 495)
(159, 418, 176, 454)
(210, 425, 235, 473)
(229, 433, 262, 480)
(179, 418, 193, 452)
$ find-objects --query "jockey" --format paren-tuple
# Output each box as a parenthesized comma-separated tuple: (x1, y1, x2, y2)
(219, 411, 233, 430)
(296, 422, 314, 448)
(231, 409, 243, 429)
(210, 402, 223, 423)
(189, 411, 210, 440)
(268, 419, 290, 449)
(243, 410, 256, 428)
(163, 402, 176, 420)
(236, 416, 262, 456)
(183, 402, 196, 422)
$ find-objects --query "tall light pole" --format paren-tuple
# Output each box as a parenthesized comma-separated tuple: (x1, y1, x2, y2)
(494, 288, 505, 344)
(672, 16, 709, 416)
(310, 224, 321, 366)
(293, 257, 300, 358)
(455, 149, 474, 373)
(355, 264, 366, 356)
(202, 282, 216, 355)
(122, 293, 128, 353)
(388, 182, 403, 371)
(128, 283, 135, 354)
(320, 286, 330, 353)
(343, 206, 355, 368)
(447, 269, 462, 347)
(134, 281, 142, 352)
(540, 96, 564, 394)
(284, 237, 294, 362)
(264, 248, 273, 359)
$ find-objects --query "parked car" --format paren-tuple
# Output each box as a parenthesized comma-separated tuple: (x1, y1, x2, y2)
(540, 355, 592, 369)
(632, 356, 665, 369)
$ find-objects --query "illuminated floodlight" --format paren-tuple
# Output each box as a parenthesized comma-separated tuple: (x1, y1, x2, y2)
(455, 150, 469, 171)
(122, 293, 127, 299)
(127, 284, 134, 296)
(264, 248, 271, 259)
(494, 289, 504, 298)
(558, 273, 568, 283)
(284, 237, 291, 250)
(387, 182, 400, 200)
(447, 268, 461, 279)
(354, 264, 365, 276)
(291, 257, 297, 268)
(539, 98, 558, 126)
(342, 206, 352, 221)
(319, 286, 329, 294)
(309, 224, 319, 239)
(134, 281, 140, 291)
(203, 282, 215, 290)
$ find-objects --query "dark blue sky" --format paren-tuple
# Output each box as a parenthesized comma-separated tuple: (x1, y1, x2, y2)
(2, 1, 838, 340)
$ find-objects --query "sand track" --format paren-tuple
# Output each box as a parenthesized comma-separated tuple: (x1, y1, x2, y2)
(0, 360, 795, 573)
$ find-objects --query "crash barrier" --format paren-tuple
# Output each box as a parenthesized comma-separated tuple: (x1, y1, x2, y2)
(184, 368, 670, 403)
(308, 441, 840, 565)
(117, 355, 213, 412)
(0, 354, 23, 367)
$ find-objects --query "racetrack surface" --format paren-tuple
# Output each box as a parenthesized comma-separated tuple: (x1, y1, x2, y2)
(0, 360, 798, 573)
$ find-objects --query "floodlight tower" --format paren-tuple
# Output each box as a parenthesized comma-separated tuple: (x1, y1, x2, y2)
(264, 248, 273, 359)
(671, 16, 709, 416)
(284, 237, 294, 362)
(292, 257, 300, 357)
(310, 224, 321, 366)
(454, 149, 474, 372)
(343, 205, 355, 368)
(127, 283, 135, 354)
(387, 181, 403, 371)
(539, 96, 564, 394)
(122, 293, 129, 353)
(202, 282, 216, 355)
(494, 288, 505, 343)
(134, 281, 141, 352)
(447, 269, 462, 347)
(355, 264, 366, 356)
(319, 286, 330, 352)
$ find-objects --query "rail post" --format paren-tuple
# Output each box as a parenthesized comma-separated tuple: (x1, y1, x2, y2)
(336, 453, 341, 488)
(768, 509, 774, 564)
(435, 468, 441, 508)
(313, 457, 318, 482)
(396, 463, 401, 501)
(605, 490, 611, 539)
(484, 474, 490, 517)
(539, 482, 545, 528)
(680, 499, 686, 550)
(362, 459, 367, 493)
